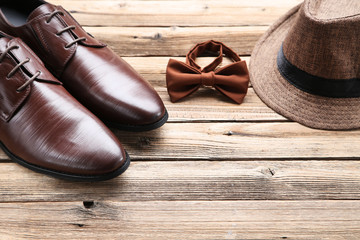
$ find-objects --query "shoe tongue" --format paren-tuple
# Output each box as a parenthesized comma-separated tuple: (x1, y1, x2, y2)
(27, 3, 57, 22)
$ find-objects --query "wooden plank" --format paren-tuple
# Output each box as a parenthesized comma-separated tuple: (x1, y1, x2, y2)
(112, 122, 360, 160)
(85, 26, 267, 56)
(0, 122, 359, 161)
(1, 161, 360, 202)
(0, 200, 359, 239)
(49, 0, 302, 27)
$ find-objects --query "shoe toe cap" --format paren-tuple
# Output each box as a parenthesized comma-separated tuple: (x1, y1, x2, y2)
(25, 115, 128, 177)
(58, 122, 128, 176)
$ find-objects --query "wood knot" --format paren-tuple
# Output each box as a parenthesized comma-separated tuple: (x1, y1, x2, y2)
(153, 33, 162, 40)
(138, 137, 151, 147)
(201, 71, 215, 87)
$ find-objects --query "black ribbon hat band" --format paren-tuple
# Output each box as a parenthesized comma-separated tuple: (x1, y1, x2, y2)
(277, 45, 360, 98)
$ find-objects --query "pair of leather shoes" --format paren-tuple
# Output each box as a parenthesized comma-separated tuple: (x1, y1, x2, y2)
(0, 1, 168, 181)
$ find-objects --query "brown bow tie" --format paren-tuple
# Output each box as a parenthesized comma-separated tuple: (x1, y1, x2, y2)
(166, 40, 249, 104)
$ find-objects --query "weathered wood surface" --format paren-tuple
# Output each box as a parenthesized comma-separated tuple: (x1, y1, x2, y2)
(85, 26, 266, 56)
(114, 122, 360, 160)
(0, 121, 358, 161)
(1, 161, 360, 202)
(2, 0, 360, 239)
(0, 201, 359, 240)
(51, 0, 303, 27)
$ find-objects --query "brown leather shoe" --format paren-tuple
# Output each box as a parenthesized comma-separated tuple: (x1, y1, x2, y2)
(0, 32, 130, 181)
(0, 0, 168, 132)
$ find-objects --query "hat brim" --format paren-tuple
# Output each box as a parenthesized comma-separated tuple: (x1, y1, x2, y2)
(250, 4, 360, 130)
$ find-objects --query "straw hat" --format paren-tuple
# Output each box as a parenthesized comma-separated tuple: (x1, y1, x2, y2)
(250, 0, 360, 130)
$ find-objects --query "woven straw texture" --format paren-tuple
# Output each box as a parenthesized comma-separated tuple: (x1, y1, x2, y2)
(250, 1, 360, 130)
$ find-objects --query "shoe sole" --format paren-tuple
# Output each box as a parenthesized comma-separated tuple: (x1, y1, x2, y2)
(105, 109, 169, 132)
(0, 141, 131, 182)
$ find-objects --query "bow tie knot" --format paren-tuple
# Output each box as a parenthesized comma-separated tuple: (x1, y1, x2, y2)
(201, 71, 215, 87)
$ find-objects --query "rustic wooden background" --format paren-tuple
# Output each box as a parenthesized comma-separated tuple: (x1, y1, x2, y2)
(1, 0, 360, 239)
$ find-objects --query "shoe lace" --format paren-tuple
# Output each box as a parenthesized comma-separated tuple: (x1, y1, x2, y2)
(46, 10, 87, 48)
(0, 45, 41, 92)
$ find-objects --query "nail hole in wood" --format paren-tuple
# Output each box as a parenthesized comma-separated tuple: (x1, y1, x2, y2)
(83, 201, 94, 208)
(224, 131, 234, 136)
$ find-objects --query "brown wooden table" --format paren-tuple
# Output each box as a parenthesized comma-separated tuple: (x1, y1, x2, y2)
(1, 0, 360, 239)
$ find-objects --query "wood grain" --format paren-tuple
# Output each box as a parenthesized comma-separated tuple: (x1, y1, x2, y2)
(112, 122, 360, 160)
(0, 122, 358, 161)
(0, 200, 359, 240)
(0, 1, 358, 239)
(85, 26, 266, 56)
(158, 88, 285, 122)
(49, 0, 303, 27)
(1, 161, 360, 202)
